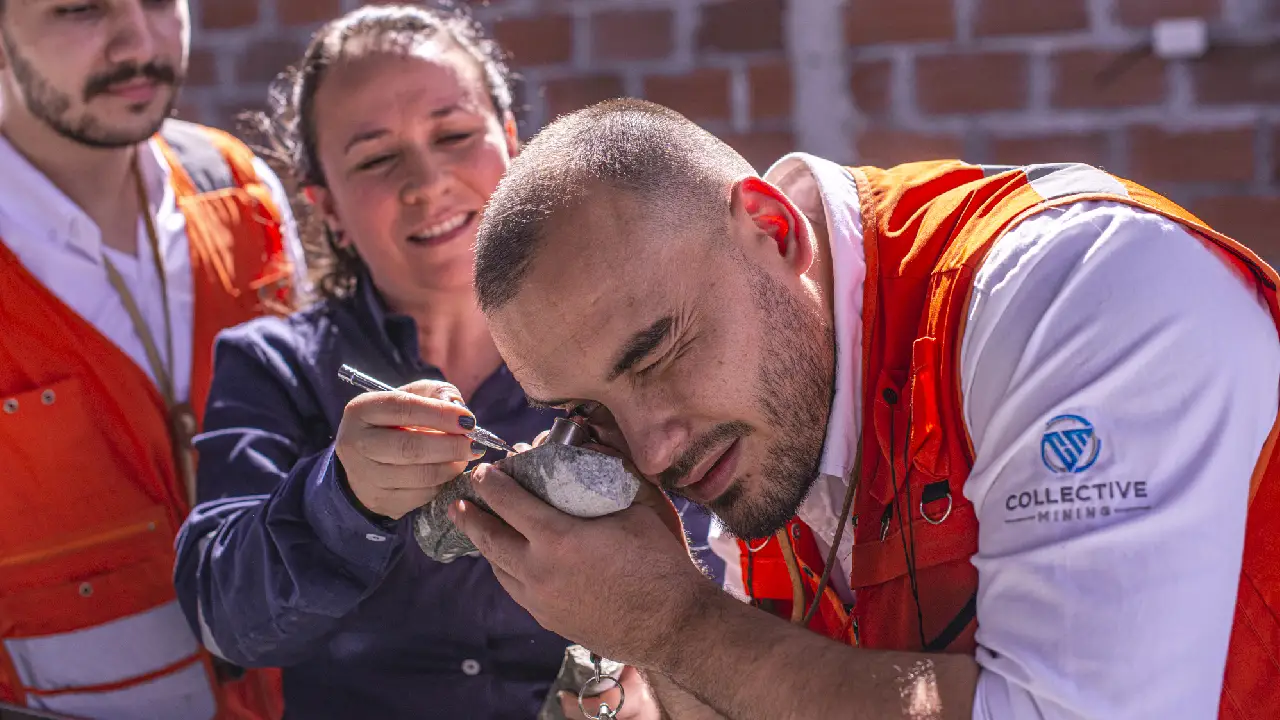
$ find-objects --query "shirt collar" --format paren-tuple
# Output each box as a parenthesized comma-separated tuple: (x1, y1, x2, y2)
(763, 151, 867, 512)
(350, 269, 533, 416)
(355, 268, 423, 367)
(0, 132, 171, 260)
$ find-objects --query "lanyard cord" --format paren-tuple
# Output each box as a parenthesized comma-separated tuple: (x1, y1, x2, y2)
(101, 155, 175, 406)
(99, 152, 197, 507)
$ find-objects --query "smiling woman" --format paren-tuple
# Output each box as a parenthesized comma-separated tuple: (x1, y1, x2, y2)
(164, 5, 673, 720)
(248, 3, 517, 315)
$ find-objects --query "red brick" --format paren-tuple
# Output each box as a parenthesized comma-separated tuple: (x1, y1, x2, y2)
(542, 75, 626, 119)
(644, 69, 732, 123)
(199, 0, 257, 30)
(856, 128, 965, 167)
(277, 0, 342, 26)
(591, 10, 674, 62)
(975, 0, 1088, 36)
(235, 39, 306, 86)
(698, 0, 785, 53)
(722, 131, 795, 172)
(1190, 196, 1280, 263)
(1192, 46, 1280, 105)
(493, 15, 574, 67)
(748, 61, 792, 120)
(846, 0, 955, 44)
(849, 59, 893, 117)
(171, 101, 206, 126)
(916, 52, 1029, 114)
(184, 48, 218, 88)
(1051, 50, 1166, 109)
(1115, 0, 1221, 25)
(990, 133, 1110, 168)
(1128, 126, 1255, 184)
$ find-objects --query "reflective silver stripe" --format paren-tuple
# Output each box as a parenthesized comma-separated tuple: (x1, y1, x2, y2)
(26, 661, 215, 720)
(5, 601, 199, 691)
(1023, 162, 1130, 201)
(980, 164, 1020, 178)
(194, 532, 228, 661)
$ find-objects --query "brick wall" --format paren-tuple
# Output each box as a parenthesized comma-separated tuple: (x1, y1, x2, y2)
(181, 0, 1280, 261)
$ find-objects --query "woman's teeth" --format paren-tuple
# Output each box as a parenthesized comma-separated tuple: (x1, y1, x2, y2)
(410, 213, 470, 241)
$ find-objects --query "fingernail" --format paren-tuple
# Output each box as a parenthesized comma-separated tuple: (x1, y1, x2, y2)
(451, 397, 468, 408)
(471, 440, 486, 455)
(459, 415, 476, 430)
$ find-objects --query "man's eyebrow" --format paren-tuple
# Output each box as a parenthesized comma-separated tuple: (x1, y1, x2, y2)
(608, 316, 674, 381)
(525, 396, 574, 410)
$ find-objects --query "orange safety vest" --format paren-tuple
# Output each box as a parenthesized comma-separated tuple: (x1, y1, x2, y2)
(0, 120, 295, 719)
(737, 161, 1280, 719)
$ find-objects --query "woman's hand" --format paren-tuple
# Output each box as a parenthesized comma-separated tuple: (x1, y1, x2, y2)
(334, 379, 482, 519)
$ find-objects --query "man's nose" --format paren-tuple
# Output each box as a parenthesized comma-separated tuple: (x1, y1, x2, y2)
(105, 3, 157, 67)
(622, 416, 689, 480)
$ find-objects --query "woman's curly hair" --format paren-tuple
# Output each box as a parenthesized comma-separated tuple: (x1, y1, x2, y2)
(240, 2, 517, 303)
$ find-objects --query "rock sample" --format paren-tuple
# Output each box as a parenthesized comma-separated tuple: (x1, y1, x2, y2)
(537, 645, 626, 720)
(413, 442, 642, 563)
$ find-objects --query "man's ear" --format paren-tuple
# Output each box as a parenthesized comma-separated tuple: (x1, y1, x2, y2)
(731, 176, 814, 277)
(502, 111, 520, 159)
(303, 185, 346, 244)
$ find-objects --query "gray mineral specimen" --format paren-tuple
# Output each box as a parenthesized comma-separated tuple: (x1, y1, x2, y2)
(413, 443, 641, 562)
(537, 645, 626, 720)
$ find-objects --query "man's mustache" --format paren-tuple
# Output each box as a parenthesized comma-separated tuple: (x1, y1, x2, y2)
(658, 421, 753, 491)
(84, 61, 178, 100)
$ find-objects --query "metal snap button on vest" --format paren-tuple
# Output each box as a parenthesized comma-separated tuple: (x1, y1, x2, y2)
(3, 399, 16, 414)
(41, 389, 55, 405)
(79, 582, 93, 598)
(461, 659, 481, 676)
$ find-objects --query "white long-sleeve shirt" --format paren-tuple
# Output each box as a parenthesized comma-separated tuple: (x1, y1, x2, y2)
(709, 153, 1280, 718)
(0, 131, 305, 402)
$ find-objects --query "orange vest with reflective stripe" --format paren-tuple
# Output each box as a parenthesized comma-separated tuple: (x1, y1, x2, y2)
(736, 160, 1280, 719)
(0, 120, 295, 719)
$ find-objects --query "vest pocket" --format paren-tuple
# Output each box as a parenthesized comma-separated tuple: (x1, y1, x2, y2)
(0, 375, 175, 592)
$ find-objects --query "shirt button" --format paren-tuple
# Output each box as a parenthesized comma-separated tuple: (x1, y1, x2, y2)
(461, 659, 481, 676)
(3, 399, 17, 414)
(365, 533, 387, 542)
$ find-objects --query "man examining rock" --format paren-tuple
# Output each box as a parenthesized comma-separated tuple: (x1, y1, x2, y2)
(451, 98, 1280, 719)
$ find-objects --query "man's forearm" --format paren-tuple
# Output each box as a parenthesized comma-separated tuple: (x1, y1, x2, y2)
(641, 671, 726, 719)
(651, 587, 979, 720)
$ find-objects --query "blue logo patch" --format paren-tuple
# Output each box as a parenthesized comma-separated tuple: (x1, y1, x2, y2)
(1041, 414, 1100, 474)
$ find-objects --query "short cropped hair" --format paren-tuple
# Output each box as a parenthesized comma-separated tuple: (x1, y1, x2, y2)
(474, 98, 756, 312)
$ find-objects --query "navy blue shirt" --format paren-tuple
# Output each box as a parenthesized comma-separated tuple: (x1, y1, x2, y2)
(173, 276, 721, 719)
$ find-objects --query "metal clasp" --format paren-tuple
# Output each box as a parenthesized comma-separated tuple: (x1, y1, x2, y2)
(577, 652, 624, 720)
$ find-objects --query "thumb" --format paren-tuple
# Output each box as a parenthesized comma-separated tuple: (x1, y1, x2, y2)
(632, 482, 687, 547)
(559, 691, 588, 719)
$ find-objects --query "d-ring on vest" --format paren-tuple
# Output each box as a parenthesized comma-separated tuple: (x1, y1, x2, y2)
(0, 119, 295, 720)
(736, 161, 1280, 720)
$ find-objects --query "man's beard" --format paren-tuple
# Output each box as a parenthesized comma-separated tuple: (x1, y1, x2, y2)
(3, 31, 179, 148)
(666, 261, 836, 540)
